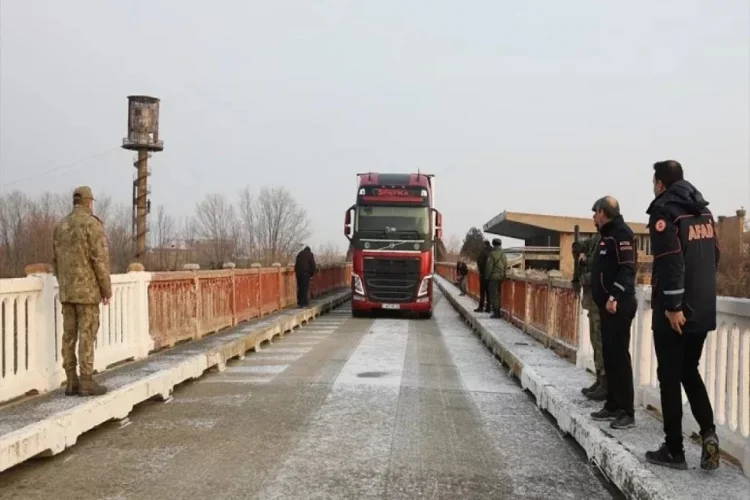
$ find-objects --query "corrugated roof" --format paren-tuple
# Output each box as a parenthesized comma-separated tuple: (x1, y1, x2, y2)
(484, 211, 649, 236)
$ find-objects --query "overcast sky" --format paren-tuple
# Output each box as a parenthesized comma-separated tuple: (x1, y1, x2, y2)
(1, 1, 748, 250)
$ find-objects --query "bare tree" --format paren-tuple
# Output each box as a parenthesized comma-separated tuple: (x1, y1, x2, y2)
(149, 205, 178, 270)
(237, 187, 256, 265)
(192, 193, 239, 268)
(446, 234, 461, 254)
(0, 190, 104, 277)
(99, 203, 134, 273)
(253, 186, 311, 265)
(0, 191, 36, 277)
(315, 241, 344, 265)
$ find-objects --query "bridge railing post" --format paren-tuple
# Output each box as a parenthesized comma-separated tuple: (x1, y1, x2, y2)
(23, 265, 60, 394)
(127, 263, 153, 359)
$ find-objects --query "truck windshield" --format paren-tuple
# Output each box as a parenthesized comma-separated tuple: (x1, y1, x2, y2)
(356, 205, 430, 239)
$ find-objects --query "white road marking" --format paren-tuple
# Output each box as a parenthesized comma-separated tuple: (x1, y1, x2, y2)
(226, 365, 288, 374)
(333, 318, 410, 388)
(244, 354, 302, 362)
(200, 377, 273, 384)
(267, 347, 312, 354)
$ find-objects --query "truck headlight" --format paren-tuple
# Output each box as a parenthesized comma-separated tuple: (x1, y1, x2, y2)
(417, 275, 432, 297)
(352, 274, 365, 295)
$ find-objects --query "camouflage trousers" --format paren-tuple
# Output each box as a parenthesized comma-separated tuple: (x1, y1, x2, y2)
(586, 306, 605, 377)
(61, 303, 100, 377)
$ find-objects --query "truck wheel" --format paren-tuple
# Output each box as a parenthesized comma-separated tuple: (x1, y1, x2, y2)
(418, 311, 433, 320)
(352, 309, 366, 318)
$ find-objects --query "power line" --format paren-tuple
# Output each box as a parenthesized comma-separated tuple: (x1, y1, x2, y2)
(0, 147, 121, 189)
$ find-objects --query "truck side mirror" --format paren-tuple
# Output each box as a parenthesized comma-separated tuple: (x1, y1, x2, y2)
(344, 206, 354, 240)
(434, 210, 442, 241)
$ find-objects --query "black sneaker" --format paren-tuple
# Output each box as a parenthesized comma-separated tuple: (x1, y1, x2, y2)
(591, 408, 619, 421)
(581, 380, 599, 395)
(700, 430, 720, 471)
(586, 385, 608, 402)
(474, 307, 484, 312)
(610, 411, 635, 430)
(646, 443, 688, 470)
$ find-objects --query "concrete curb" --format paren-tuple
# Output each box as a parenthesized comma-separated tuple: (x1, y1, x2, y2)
(435, 278, 673, 500)
(0, 291, 350, 473)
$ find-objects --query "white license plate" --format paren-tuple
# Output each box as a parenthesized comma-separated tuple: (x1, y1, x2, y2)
(381, 303, 400, 310)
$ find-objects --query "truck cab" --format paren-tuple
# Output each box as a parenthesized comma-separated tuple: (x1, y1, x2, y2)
(344, 172, 442, 319)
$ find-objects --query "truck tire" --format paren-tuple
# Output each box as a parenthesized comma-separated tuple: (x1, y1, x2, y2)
(352, 309, 367, 318)
(417, 311, 433, 320)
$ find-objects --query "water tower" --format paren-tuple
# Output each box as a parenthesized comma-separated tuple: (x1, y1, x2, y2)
(121, 95, 164, 262)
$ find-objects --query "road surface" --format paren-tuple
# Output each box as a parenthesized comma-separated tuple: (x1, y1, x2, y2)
(0, 292, 622, 500)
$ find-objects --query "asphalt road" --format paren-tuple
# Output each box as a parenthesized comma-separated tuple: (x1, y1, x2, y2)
(0, 293, 622, 500)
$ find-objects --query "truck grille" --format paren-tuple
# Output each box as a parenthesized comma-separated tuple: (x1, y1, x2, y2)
(363, 257, 421, 303)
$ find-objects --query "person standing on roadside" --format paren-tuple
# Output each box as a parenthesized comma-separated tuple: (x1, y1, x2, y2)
(484, 238, 507, 319)
(572, 231, 606, 402)
(644, 160, 720, 471)
(294, 245, 317, 307)
(589, 196, 638, 430)
(474, 240, 492, 313)
(52, 186, 111, 397)
(456, 260, 469, 295)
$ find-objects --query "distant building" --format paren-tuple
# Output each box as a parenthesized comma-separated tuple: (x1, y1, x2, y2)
(716, 208, 748, 257)
(482, 211, 652, 278)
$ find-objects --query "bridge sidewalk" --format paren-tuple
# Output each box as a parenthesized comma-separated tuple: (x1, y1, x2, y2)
(0, 290, 350, 474)
(435, 275, 749, 500)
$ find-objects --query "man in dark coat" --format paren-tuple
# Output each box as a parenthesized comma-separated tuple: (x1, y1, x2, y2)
(644, 160, 720, 471)
(456, 260, 469, 296)
(474, 240, 492, 312)
(294, 246, 317, 307)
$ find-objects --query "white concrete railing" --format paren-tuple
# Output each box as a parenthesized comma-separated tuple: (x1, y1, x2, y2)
(0, 271, 152, 404)
(576, 288, 750, 475)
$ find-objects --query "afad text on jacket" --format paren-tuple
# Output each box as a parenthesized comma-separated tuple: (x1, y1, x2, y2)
(646, 180, 719, 333)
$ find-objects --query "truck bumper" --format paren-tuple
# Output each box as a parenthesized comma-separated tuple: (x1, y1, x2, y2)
(351, 294, 432, 313)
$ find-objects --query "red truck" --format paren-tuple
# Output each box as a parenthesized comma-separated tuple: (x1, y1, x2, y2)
(344, 172, 442, 319)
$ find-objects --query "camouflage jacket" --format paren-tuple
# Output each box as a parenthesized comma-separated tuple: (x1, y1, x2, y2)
(572, 233, 600, 306)
(52, 206, 112, 304)
(484, 248, 508, 281)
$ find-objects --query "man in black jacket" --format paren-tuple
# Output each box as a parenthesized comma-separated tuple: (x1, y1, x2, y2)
(456, 260, 469, 295)
(644, 160, 720, 471)
(474, 241, 492, 313)
(590, 196, 638, 430)
(294, 246, 317, 307)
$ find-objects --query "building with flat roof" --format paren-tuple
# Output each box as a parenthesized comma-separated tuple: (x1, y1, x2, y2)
(483, 211, 653, 278)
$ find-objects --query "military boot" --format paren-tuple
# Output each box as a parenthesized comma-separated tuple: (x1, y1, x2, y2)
(586, 376, 607, 401)
(64, 370, 79, 396)
(78, 375, 107, 396)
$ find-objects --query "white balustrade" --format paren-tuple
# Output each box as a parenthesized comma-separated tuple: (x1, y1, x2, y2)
(0, 270, 152, 404)
(575, 285, 750, 475)
(0, 276, 46, 404)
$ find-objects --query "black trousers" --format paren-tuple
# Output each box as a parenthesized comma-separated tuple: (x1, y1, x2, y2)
(296, 272, 311, 306)
(599, 295, 637, 417)
(478, 278, 490, 310)
(488, 280, 502, 315)
(653, 317, 715, 455)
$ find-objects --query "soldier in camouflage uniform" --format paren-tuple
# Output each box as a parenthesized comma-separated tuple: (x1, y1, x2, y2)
(572, 231, 607, 401)
(52, 186, 112, 396)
